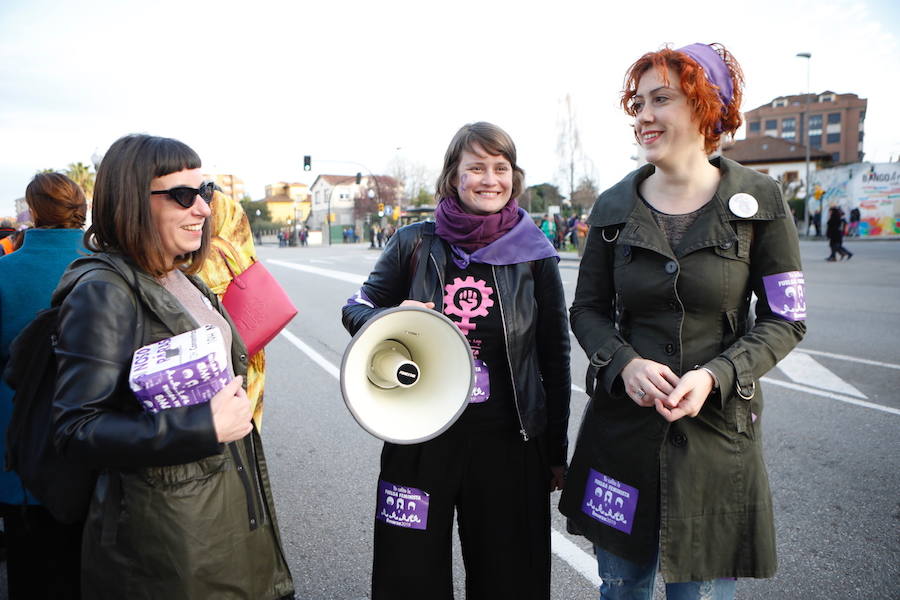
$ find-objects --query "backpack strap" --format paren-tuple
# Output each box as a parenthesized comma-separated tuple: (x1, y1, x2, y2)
(410, 222, 435, 301)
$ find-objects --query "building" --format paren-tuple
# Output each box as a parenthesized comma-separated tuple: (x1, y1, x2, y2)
(309, 174, 402, 244)
(744, 91, 867, 165)
(722, 136, 831, 194)
(262, 182, 310, 224)
(205, 173, 246, 200)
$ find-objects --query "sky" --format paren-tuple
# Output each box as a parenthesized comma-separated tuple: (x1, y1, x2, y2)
(1, 0, 898, 218)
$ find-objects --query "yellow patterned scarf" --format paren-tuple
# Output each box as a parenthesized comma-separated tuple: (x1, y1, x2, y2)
(197, 191, 267, 428)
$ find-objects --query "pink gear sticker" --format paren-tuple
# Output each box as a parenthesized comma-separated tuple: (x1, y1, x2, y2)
(443, 276, 494, 336)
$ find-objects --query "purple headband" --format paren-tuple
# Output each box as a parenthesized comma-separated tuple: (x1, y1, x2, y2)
(676, 43, 733, 107)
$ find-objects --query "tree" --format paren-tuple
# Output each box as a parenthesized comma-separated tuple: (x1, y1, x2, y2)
(557, 94, 582, 204)
(413, 188, 433, 207)
(387, 156, 433, 204)
(523, 183, 564, 215)
(570, 176, 599, 215)
(354, 176, 401, 221)
(65, 162, 95, 198)
(240, 196, 271, 227)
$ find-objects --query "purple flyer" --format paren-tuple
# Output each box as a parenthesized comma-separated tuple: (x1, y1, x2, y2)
(376, 480, 429, 530)
(469, 359, 490, 403)
(762, 271, 806, 321)
(581, 468, 639, 535)
(129, 326, 231, 414)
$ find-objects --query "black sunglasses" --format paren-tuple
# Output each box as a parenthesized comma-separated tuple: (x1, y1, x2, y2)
(150, 181, 216, 209)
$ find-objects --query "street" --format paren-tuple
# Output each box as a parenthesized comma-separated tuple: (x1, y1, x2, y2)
(258, 237, 899, 599)
(2, 238, 896, 599)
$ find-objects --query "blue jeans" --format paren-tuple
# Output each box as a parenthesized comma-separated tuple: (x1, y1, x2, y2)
(594, 544, 736, 600)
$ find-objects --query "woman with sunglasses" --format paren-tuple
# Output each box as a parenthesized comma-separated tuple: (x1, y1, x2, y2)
(559, 44, 805, 599)
(50, 134, 294, 599)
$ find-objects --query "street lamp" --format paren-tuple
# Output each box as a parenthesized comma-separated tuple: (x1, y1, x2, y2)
(796, 52, 813, 235)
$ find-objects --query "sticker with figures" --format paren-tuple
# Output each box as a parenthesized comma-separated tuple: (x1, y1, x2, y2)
(376, 480, 429, 530)
(581, 469, 639, 535)
(762, 271, 806, 321)
(470, 359, 490, 403)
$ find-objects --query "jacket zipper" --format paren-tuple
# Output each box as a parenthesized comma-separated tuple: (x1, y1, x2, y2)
(492, 265, 529, 441)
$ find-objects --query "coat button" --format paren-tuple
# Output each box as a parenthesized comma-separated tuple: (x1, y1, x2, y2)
(664, 260, 678, 274)
(240, 354, 247, 362)
(665, 343, 675, 355)
(622, 245, 631, 257)
(719, 240, 734, 250)
(670, 431, 687, 447)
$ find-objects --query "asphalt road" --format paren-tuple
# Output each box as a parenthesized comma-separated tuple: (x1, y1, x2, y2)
(2, 237, 896, 599)
(257, 237, 899, 600)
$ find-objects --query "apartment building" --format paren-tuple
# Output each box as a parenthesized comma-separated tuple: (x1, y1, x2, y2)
(744, 91, 867, 165)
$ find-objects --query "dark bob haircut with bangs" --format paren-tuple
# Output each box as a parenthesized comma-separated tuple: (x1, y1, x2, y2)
(621, 43, 744, 154)
(435, 122, 525, 203)
(87, 134, 210, 276)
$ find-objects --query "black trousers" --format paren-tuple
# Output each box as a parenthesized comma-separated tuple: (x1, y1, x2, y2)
(0, 503, 82, 599)
(371, 426, 551, 600)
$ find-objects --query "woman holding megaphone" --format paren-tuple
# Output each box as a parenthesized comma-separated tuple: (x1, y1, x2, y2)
(343, 122, 571, 599)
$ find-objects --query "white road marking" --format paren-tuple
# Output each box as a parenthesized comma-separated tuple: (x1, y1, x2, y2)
(777, 352, 866, 399)
(761, 377, 900, 416)
(551, 529, 601, 587)
(267, 259, 365, 285)
(794, 348, 900, 371)
(277, 328, 601, 589)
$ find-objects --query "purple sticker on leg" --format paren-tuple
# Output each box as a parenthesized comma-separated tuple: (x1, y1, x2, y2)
(376, 480, 429, 530)
(469, 359, 490, 403)
(581, 469, 639, 534)
(762, 271, 806, 321)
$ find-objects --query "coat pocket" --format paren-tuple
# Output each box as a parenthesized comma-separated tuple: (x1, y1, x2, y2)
(140, 453, 229, 488)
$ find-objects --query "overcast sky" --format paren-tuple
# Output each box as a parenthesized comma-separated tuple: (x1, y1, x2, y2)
(1, 0, 898, 218)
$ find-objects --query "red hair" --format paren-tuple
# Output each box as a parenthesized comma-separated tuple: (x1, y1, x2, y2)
(621, 43, 744, 154)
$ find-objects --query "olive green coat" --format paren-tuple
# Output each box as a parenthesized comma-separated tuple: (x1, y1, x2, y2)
(559, 157, 806, 582)
(52, 254, 294, 600)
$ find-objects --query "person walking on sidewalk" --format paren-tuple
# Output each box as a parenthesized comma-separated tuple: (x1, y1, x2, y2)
(826, 206, 852, 261)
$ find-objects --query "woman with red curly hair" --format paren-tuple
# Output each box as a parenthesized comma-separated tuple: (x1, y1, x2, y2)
(560, 44, 806, 599)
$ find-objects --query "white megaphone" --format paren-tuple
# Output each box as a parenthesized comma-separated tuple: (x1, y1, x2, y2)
(340, 306, 474, 444)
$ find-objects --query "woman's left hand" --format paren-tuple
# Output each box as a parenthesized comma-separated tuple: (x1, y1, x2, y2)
(654, 369, 715, 422)
(549, 466, 566, 491)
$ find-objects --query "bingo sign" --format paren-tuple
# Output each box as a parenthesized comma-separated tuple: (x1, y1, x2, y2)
(376, 480, 429, 530)
(581, 469, 639, 535)
(762, 271, 806, 322)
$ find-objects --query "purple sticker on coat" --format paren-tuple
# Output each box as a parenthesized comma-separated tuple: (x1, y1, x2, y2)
(581, 469, 639, 535)
(762, 271, 806, 321)
(469, 359, 490, 403)
(376, 480, 429, 530)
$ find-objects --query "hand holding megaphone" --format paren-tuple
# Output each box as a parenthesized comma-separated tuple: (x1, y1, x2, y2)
(340, 305, 474, 444)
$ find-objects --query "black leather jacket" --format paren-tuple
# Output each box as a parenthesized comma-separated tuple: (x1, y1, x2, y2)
(342, 222, 571, 465)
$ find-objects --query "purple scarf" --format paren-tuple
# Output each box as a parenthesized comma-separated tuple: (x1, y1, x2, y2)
(434, 196, 521, 253)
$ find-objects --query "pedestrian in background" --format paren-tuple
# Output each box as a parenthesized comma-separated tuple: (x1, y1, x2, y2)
(848, 206, 861, 237)
(826, 206, 852, 261)
(343, 121, 570, 599)
(50, 134, 294, 599)
(560, 43, 806, 599)
(0, 172, 87, 599)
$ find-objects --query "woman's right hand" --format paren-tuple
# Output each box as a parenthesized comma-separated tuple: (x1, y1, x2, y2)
(400, 299, 435, 310)
(210, 376, 253, 443)
(620, 358, 679, 407)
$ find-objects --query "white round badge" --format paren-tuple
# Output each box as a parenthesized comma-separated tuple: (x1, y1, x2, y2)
(728, 193, 758, 218)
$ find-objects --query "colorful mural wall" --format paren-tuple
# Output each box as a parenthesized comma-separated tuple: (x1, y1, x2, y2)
(811, 162, 900, 237)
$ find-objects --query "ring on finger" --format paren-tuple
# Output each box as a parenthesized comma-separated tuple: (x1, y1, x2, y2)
(636, 388, 646, 399)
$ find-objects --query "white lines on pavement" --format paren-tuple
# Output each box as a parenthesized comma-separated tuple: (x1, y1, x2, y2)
(277, 327, 600, 589)
(551, 529, 601, 588)
(794, 348, 900, 371)
(761, 377, 900, 416)
(267, 259, 366, 285)
(778, 352, 866, 399)
(279, 329, 340, 380)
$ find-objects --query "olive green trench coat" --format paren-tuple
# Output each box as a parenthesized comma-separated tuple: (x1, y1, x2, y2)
(559, 157, 806, 582)
(52, 254, 294, 600)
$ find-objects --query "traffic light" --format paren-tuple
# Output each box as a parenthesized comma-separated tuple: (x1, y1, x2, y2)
(377, 203, 385, 216)
(303, 155, 311, 171)
(355, 172, 362, 185)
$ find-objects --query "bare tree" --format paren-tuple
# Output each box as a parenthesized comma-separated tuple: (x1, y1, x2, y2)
(387, 156, 433, 204)
(557, 94, 582, 204)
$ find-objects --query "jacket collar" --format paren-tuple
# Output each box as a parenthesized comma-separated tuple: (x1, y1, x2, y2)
(588, 156, 784, 258)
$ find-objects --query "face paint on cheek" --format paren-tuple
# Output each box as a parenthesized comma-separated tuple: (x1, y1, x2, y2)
(458, 173, 468, 194)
